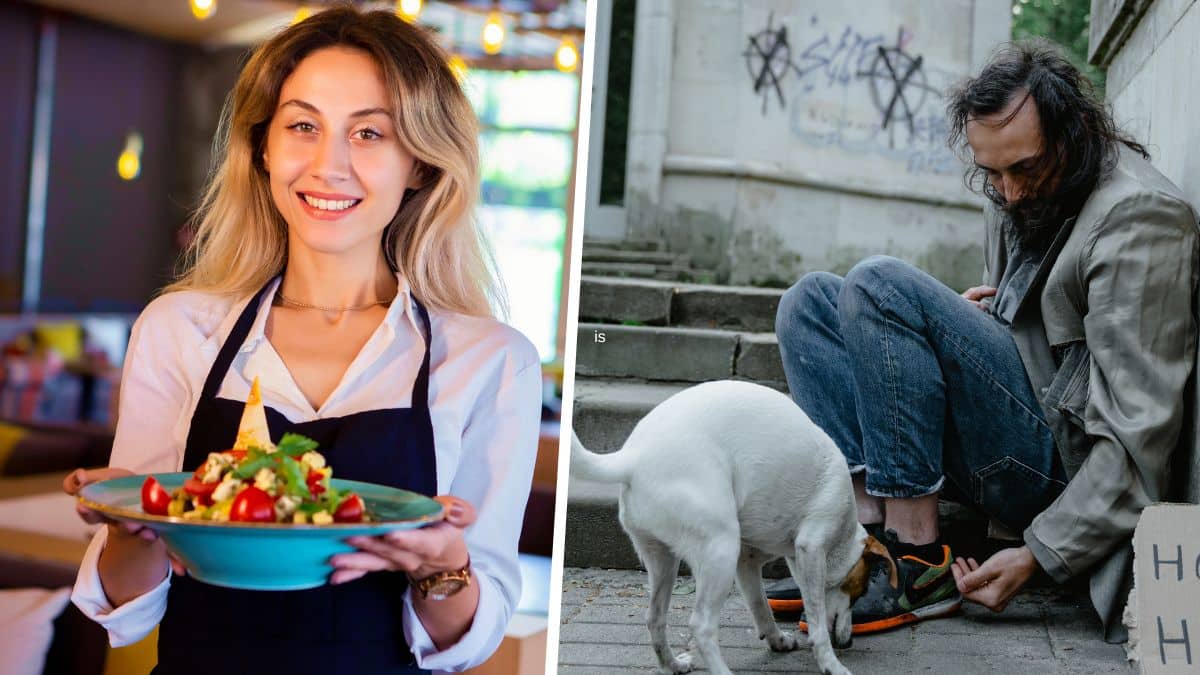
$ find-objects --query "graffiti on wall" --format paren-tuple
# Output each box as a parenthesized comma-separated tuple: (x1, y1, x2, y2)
(743, 15, 958, 175)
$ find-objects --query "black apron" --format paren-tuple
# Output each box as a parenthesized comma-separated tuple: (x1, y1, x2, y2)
(153, 279, 436, 674)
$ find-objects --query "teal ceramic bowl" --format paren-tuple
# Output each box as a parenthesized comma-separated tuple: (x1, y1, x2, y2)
(78, 472, 443, 591)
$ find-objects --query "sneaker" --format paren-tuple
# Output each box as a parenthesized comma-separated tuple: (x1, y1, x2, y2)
(797, 538, 961, 635)
(767, 523, 885, 614)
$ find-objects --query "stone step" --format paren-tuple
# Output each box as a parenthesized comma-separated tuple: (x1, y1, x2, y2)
(581, 249, 689, 267)
(582, 237, 663, 252)
(580, 261, 712, 283)
(576, 323, 785, 385)
(572, 379, 691, 454)
(579, 275, 785, 331)
(563, 471, 993, 573)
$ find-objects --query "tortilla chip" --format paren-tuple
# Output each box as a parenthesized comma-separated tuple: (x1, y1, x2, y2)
(235, 377, 274, 451)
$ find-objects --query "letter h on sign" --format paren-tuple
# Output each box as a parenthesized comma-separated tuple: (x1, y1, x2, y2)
(1158, 617, 1192, 666)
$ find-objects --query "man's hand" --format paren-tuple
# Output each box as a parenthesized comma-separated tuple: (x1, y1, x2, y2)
(951, 545, 1039, 612)
(962, 285, 997, 310)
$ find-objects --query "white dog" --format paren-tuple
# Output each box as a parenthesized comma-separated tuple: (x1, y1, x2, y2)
(571, 380, 895, 675)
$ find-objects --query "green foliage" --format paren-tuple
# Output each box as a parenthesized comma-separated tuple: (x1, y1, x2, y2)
(1011, 0, 1106, 96)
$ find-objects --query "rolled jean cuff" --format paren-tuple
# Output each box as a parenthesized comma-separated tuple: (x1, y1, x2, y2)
(865, 474, 945, 499)
(847, 463, 867, 476)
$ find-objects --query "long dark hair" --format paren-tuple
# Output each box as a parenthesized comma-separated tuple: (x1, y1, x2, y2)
(947, 40, 1148, 248)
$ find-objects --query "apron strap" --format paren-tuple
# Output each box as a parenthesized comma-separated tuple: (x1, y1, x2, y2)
(410, 298, 432, 413)
(199, 279, 277, 402)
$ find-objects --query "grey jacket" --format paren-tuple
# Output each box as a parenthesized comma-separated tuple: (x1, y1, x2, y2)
(982, 145, 1199, 643)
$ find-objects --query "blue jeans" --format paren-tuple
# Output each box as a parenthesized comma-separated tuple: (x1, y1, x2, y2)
(775, 256, 1067, 531)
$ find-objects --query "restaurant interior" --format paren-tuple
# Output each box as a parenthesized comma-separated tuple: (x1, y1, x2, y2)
(0, 1, 583, 673)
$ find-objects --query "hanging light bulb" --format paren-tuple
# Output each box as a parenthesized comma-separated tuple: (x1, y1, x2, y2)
(117, 132, 143, 181)
(189, 0, 216, 21)
(481, 11, 505, 55)
(396, 0, 422, 22)
(292, 6, 314, 24)
(555, 37, 579, 72)
(448, 55, 469, 82)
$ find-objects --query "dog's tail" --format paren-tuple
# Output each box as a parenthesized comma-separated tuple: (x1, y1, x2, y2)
(570, 431, 631, 483)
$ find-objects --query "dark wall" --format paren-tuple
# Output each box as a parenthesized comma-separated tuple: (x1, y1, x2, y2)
(39, 12, 190, 312)
(0, 3, 39, 313)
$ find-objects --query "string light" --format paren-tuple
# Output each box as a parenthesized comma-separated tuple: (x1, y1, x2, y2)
(292, 7, 314, 24)
(189, 0, 216, 21)
(555, 37, 579, 72)
(117, 132, 143, 181)
(396, 0, 422, 22)
(481, 11, 505, 55)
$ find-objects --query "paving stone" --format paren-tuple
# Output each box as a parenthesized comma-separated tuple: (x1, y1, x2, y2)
(558, 568, 1129, 673)
(581, 261, 660, 278)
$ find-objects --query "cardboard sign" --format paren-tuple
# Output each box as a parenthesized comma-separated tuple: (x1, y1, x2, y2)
(1134, 504, 1200, 672)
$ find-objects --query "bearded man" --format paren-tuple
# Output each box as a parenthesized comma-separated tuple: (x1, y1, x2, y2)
(770, 41, 1198, 642)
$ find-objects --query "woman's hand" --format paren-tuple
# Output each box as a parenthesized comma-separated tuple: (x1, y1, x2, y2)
(329, 496, 476, 585)
(64, 468, 188, 577)
(950, 546, 1040, 612)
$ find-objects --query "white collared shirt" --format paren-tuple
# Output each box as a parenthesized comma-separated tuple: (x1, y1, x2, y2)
(70, 275, 542, 672)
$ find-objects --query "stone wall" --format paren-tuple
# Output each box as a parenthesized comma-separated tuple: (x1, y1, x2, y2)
(612, 0, 1010, 289)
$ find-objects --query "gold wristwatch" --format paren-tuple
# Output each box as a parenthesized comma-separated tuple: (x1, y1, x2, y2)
(410, 558, 472, 600)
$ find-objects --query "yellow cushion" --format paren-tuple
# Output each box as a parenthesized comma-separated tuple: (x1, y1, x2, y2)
(102, 626, 157, 675)
(33, 322, 83, 361)
(0, 422, 27, 474)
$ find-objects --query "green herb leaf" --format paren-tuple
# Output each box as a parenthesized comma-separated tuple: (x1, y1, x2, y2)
(278, 455, 311, 499)
(277, 433, 319, 457)
(232, 454, 274, 480)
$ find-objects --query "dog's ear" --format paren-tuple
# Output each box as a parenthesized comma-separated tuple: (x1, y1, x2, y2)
(863, 535, 899, 589)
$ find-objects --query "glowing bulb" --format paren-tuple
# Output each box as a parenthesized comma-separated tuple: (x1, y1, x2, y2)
(448, 55, 469, 82)
(481, 12, 505, 55)
(189, 0, 216, 21)
(396, 0, 422, 22)
(555, 37, 579, 72)
(117, 132, 143, 181)
(292, 7, 314, 24)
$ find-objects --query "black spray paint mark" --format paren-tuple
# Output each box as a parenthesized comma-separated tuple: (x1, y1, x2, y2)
(744, 13, 799, 115)
(857, 28, 939, 134)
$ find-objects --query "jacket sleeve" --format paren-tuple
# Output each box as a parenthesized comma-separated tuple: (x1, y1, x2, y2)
(1024, 193, 1198, 581)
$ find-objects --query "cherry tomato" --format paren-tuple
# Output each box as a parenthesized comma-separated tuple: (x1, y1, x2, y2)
(183, 477, 219, 506)
(230, 487, 275, 522)
(306, 470, 326, 496)
(141, 476, 171, 516)
(333, 493, 365, 523)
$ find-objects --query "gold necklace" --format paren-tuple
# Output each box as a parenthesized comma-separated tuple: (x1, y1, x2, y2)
(276, 292, 388, 312)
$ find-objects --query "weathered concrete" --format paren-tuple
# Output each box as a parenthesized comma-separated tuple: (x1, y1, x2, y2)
(734, 332, 785, 384)
(576, 323, 738, 382)
(578, 276, 674, 326)
(673, 283, 784, 332)
(572, 379, 688, 454)
(606, 0, 1004, 288)
(558, 568, 1132, 674)
(581, 249, 689, 266)
(579, 261, 660, 278)
(577, 275, 787, 331)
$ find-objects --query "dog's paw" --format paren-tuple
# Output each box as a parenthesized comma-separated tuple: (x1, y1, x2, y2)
(766, 631, 799, 652)
(817, 661, 852, 675)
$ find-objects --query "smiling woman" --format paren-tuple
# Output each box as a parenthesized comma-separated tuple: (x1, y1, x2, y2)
(61, 6, 543, 675)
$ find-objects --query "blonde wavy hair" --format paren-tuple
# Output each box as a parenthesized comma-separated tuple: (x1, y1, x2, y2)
(166, 5, 501, 317)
